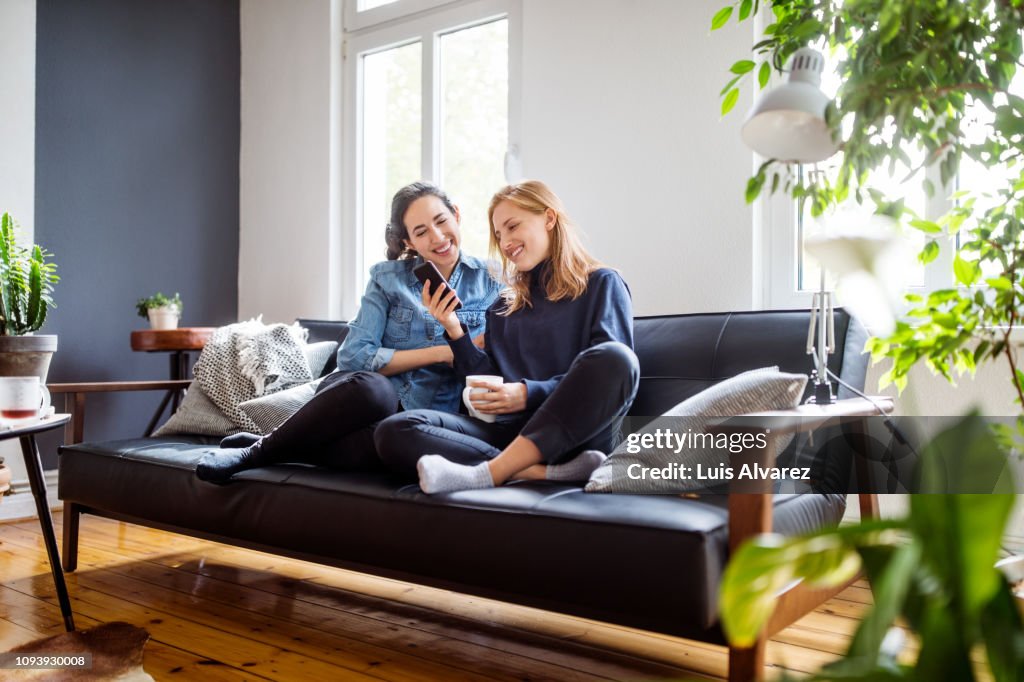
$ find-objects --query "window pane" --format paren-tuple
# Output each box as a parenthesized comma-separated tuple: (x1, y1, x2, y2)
(358, 0, 400, 11)
(439, 19, 508, 262)
(361, 42, 422, 281)
(958, 71, 1024, 279)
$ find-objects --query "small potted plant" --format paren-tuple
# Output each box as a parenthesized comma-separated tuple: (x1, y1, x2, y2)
(136, 292, 182, 330)
(0, 213, 59, 382)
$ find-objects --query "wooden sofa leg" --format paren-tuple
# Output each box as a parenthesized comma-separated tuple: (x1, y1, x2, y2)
(729, 638, 766, 682)
(62, 502, 81, 573)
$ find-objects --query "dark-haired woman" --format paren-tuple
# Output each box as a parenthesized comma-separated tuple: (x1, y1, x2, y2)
(374, 180, 639, 493)
(195, 182, 501, 483)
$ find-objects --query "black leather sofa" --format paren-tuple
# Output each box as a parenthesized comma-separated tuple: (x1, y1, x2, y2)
(57, 309, 871, 681)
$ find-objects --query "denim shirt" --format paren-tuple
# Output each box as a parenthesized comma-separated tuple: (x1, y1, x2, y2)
(337, 254, 501, 413)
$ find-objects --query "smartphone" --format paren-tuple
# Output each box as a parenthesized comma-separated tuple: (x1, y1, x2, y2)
(413, 261, 462, 310)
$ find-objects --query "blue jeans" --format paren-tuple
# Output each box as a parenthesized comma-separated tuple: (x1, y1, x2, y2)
(373, 342, 640, 476)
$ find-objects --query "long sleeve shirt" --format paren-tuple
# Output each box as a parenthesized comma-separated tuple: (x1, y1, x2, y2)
(337, 254, 502, 412)
(446, 263, 634, 411)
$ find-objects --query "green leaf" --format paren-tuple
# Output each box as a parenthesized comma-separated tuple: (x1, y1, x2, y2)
(730, 59, 755, 75)
(719, 74, 741, 96)
(823, 543, 919, 675)
(919, 240, 940, 265)
(953, 254, 981, 286)
(757, 61, 770, 88)
(910, 219, 942, 234)
(744, 173, 764, 203)
(711, 5, 733, 30)
(722, 87, 740, 116)
(738, 0, 752, 21)
(720, 532, 864, 647)
(987, 276, 1013, 291)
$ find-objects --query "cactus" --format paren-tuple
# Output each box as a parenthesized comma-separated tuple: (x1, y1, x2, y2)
(0, 213, 58, 336)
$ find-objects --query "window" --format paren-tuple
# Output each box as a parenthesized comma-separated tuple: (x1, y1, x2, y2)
(346, 0, 463, 32)
(342, 0, 518, 311)
(762, 57, 952, 309)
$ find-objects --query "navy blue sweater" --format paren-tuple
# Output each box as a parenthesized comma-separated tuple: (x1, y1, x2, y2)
(447, 264, 634, 410)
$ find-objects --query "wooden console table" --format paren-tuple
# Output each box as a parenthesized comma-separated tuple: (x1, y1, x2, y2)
(130, 327, 214, 435)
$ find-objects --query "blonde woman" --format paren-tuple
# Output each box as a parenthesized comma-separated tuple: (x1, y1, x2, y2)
(374, 180, 639, 493)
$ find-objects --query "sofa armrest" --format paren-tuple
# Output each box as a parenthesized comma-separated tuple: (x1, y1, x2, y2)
(48, 380, 194, 445)
(713, 396, 893, 552)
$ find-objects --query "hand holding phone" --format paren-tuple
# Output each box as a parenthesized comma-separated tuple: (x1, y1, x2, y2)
(413, 262, 462, 310)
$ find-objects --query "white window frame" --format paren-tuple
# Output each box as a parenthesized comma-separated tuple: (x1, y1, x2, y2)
(345, 0, 463, 32)
(758, 165, 957, 310)
(340, 0, 521, 318)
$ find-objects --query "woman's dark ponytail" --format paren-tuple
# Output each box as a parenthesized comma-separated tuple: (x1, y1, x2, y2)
(384, 181, 457, 260)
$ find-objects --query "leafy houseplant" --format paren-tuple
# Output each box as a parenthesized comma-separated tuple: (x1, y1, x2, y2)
(709, 1, 1024, 678)
(0, 213, 59, 381)
(718, 415, 1024, 680)
(712, 0, 1024, 431)
(136, 292, 182, 330)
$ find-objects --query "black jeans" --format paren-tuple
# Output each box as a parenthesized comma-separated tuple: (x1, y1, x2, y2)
(374, 341, 640, 476)
(259, 370, 399, 471)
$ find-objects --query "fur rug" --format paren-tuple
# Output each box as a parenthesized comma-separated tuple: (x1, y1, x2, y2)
(3, 622, 151, 681)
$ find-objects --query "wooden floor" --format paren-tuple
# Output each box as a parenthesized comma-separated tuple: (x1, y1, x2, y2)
(0, 512, 874, 681)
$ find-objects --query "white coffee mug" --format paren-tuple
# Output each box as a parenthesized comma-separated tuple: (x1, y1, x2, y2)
(0, 376, 51, 420)
(462, 375, 504, 424)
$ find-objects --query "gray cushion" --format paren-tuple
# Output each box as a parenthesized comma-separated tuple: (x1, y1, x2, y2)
(153, 383, 240, 437)
(303, 341, 338, 378)
(238, 379, 321, 435)
(586, 367, 807, 493)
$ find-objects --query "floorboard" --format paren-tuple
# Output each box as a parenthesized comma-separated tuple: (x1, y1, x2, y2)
(0, 512, 870, 681)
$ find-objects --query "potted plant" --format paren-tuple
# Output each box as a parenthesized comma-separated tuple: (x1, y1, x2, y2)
(0, 213, 59, 382)
(136, 292, 182, 330)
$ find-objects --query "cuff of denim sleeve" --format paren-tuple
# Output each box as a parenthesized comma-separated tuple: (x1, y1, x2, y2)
(523, 378, 559, 411)
(369, 346, 395, 372)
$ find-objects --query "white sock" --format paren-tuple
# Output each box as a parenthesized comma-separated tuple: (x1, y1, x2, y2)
(417, 455, 494, 494)
(546, 450, 607, 482)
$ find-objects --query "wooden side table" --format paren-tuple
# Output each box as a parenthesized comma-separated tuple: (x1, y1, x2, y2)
(130, 328, 214, 435)
(711, 396, 894, 681)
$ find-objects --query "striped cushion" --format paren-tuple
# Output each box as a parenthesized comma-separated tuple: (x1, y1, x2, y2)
(238, 379, 321, 435)
(586, 367, 807, 493)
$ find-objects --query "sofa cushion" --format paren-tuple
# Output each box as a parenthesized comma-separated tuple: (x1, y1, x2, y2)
(303, 342, 338, 379)
(586, 367, 807, 493)
(152, 383, 239, 437)
(238, 380, 320, 435)
(58, 437, 845, 640)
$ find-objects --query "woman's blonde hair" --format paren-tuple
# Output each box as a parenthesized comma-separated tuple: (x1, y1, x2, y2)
(487, 180, 602, 314)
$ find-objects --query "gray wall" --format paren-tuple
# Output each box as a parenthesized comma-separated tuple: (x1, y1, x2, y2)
(35, 0, 240, 466)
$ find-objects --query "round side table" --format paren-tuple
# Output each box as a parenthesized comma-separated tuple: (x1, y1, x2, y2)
(130, 328, 214, 435)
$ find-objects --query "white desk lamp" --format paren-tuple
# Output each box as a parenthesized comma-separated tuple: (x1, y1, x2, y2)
(741, 47, 839, 404)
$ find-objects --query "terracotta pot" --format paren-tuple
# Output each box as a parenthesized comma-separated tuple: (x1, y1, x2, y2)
(0, 335, 58, 383)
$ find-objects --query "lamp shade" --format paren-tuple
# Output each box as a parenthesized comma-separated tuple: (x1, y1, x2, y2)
(741, 48, 837, 163)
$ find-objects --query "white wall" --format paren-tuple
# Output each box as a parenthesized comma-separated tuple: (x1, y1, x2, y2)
(517, 0, 753, 316)
(237, 0, 1019, 416)
(0, 0, 36, 237)
(0, 0, 36, 487)
(239, 0, 336, 324)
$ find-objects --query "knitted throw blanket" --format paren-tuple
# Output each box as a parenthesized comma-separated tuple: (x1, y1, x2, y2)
(193, 319, 312, 432)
